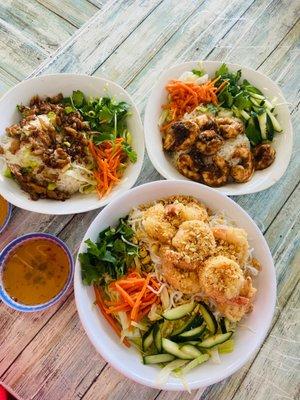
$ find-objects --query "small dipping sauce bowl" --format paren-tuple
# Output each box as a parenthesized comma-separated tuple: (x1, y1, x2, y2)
(0, 195, 12, 234)
(0, 233, 74, 312)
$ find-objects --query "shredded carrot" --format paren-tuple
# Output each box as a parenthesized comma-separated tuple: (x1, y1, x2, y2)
(94, 271, 161, 347)
(161, 79, 220, 127)
(115, 283, 135, 307)
(88, 138, 126, 199)
(93, 286, 130, 347)
(131, 275, 151, 321)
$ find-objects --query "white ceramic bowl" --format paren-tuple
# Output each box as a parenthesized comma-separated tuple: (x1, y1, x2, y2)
(144, 61, 293, 195)
(0, 74, 144, 214)
(74, 180, 276, 391)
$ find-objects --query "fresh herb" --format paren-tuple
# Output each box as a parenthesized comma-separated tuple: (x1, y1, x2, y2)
(192, 68, 205, 77)
(3, 167, 12, 178)
(80, 218, 139, 285)
(63, 91, 137, 162)
(215, 63, 282, 143)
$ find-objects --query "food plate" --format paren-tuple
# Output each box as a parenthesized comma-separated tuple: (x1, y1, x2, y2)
(0, 74, 144, 214)
(74, 180, 276, 390)
(144, 61, 293, 195)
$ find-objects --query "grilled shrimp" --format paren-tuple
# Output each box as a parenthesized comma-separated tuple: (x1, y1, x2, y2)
(199, 255, 256, 321)
(216, 117, 244, 139)
(195, 129, 224, 155)
(230, 146, 254, 183)
(252, 143, 276, 170)
(201, 155, 229, 187)
(212, 225, 249, 266)
(177, 153, 202, 181)
(194, 114, 216, 130)
(163, 120, 199, 151)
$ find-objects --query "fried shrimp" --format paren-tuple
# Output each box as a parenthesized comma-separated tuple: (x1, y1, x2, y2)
(164, 201, 209, 226)
(176, 153, 202, 181)
(142, 203, 176, 244)
(212, 226, 249, 266)
(230, 146, 254, 183)
(252, 143, 276, 170)
(171, 220, 216, 266)
(216, 117, 244, 139)
(163, 120, 199, 152)
(199, 255, 256, 321)
(200, 256, 244, 300)
(195, 130, 224, 155)
(160, 255, 201, 294)
(202, 155, 229, 187)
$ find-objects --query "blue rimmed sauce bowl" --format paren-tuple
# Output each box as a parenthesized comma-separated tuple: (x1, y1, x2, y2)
(0, 232, 74, 312)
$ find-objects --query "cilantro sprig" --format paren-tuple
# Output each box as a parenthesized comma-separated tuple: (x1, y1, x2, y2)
(63, 90, 137, 162)
(79, 218, 139, 286)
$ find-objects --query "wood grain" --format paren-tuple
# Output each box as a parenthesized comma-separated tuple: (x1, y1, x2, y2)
(0, 1, 299, 399)
(36, 0, 100, 27)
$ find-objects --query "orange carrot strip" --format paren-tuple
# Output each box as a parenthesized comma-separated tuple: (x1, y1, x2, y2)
(115, 283, 135, 307)
(130, 275, 151, 321)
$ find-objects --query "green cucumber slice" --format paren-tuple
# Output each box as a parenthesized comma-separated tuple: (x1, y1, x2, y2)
(143, 353, 175, 364)
(199, 303, 217, 334)
(162, 302, 195, 320)
(197, 332, 233, 349)
(162, 338, 194, 360)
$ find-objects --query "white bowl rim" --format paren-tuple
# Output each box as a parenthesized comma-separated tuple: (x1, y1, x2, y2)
(0, 73, 145, 214)
(74, 179, 276, 390)
(144, 60, 293, 196)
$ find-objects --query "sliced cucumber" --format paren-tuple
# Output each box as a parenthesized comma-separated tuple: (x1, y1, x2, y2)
(219, 317, 232, 334)
(180, 354, 210, 374)
(257, 112, 267, 140)
(162, 302, 195, 321)
(142, 328, 154, 351)
(218, 339, 234, 354)
(162, 338, 194, 360)
(219, 318, 227, 334)
(248, 92, 265, 100)
(180, 344, 202, 358)
(250, 97, 261, 107)
(266, 109, 282, 132)
(199, 303, 217, 334)
(266, 113, 275, 141)
(175, 323, 206, 342)
(143, 353, 175, 364)
(240, 109, 251, 120)
(171, 314, 203, 339)
(153, 323, 162, 352)
(170, 307, 200, 336)
(197, 332, 233, 349)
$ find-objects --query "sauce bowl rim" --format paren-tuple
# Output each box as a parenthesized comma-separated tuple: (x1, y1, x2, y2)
(0, 232, 74, 312)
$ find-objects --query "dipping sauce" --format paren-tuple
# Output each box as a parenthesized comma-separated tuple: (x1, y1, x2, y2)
(0, 195, 9, 230)
(2, 238, 70, 305)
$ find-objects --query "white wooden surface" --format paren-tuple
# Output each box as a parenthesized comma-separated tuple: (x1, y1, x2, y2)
(0, 1, 299, 399)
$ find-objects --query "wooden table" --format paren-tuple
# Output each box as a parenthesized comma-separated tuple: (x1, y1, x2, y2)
(0, 1, 299, 399)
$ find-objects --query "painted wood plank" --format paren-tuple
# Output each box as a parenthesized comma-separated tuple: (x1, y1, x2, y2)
(0, 0, 75, 53)
(0, 1, 299, 399)
(93, 0, 202, 83)
(1, 293, 106, 400)
(30, 0, 163, 77)
(36, 0, 100, 28)
(0, 66, 19, 97)
(232, 280, 300, 400)
(0, 18, 47, 80)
